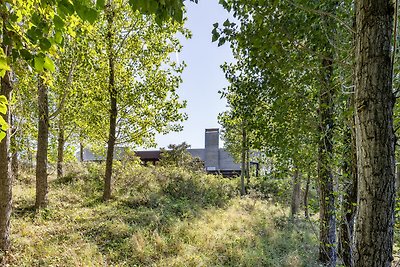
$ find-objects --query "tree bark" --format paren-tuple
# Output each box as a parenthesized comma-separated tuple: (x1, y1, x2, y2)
(35, 77, 49, 209)
(103, 2, 116, 201)
(338, 44, 358, 266)
(240, 125, 246, 196)
(246, 146, 250, 185)
(317, 58, 336, 266)
(0, 13, 13, 252)
(339, 119, 357, 267)
(291, 167, 301, 217)
(79, 141, 84, 162)
(0, 71, 12, 253)
(353, 1, 395, 266)
(57, 116, 64, 178)
(304, 174, 310, 218)
(11, 115, 18, 181)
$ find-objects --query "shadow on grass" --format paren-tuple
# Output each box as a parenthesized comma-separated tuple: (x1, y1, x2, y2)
(13, 167, 321, 266)
(13, 204, 36, 219)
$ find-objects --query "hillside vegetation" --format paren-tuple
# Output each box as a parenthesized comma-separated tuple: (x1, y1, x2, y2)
(8, 163, 321, 267)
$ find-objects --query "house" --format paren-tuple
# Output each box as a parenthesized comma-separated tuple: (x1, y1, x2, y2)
(79, 128, 256, 177)
(134, 128, 242, 176)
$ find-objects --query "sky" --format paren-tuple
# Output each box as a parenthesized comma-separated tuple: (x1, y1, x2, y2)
(153, 0, 234, 149)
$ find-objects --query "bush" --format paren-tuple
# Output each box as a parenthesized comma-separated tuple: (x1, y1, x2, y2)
(159, 142, 204, 172)
(113, 164, 238, 209)
(250, 174, 292, 203)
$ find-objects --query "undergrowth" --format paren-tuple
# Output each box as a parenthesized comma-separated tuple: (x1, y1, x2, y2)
(8, 162, 320, 266)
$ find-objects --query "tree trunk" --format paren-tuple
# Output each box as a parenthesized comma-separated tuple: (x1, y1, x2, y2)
(0, 14, 13, 252)
(57, 117, 65, 178)
(0, 70, 12, 253)
(339, 119, 357, 267)
(35, 77, 49, 209)
(353, 1, 395, 266)
(291, 167, 301, 217)
(338, 51, 358, 266)
(240, 126, 246, 196)
(304, 174, 310, 218)
(103, 2, 116, 201)
(246, 146, 250, 185)
(318, 57, 336, 266)
(79, 142, 84, 162)
(11, 116, 18, 181)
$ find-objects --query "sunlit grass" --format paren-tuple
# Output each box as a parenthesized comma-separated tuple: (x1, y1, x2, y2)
(8, 163, 321, 266)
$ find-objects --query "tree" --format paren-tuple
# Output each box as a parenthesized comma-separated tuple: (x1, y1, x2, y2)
(35, 77, 49, 208)
(215, 1, 354, 265)
(98, 0, 188, 201)
(0, 0, 196, 252)
(159, 142, 203, 171)
(353, 0, 396, 266)
(0, 10, 13, 250)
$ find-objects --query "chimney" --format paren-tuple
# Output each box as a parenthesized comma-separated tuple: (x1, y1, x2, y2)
(204, 128, 219, 171)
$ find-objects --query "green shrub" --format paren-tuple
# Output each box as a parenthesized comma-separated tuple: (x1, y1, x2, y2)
(113, 164, 238, 209)
(250, 174, 292, 203)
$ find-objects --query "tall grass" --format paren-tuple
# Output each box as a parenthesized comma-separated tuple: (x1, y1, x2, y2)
(8, 162, 321, 266)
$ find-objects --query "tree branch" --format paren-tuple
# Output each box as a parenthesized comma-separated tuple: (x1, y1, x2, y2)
(288, 0, 355, 34)
(49, 59, 77, 119)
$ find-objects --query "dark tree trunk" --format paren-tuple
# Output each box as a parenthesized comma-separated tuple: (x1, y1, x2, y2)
(11, 149, 18, 181)
(103, 2, 116, 201)
(304, 174, 310, 218)
(318, 58, 336, 266)
(246, 147, 250, 185)
(339, 119, 357, 267)
(79, 142, 84, 162)
(339, 56, 358, 267)
(240, 126, 246, 196)
(353, 1, 395, 266)
(291, 167, 301, 217)
(0, 71, 12, 253)
(0, 15, 13, 252)
(35, 77, 49, 209)
(57, 117, 64, 178)
(11, 116, 18, 181)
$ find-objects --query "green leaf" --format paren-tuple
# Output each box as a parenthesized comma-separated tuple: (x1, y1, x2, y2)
(174, 7, 183, 23)
(39, 38, 52, 51)
(84, 8, 99, 24)
(0, 131, 5, 142)
(0, 58, 10, 72)
(148, 0, 159, 13)
(34, 55, 45, 72)
(0, 95, 7, 115)
(0, 115, 8, 131)
(43, 56, 55, 72)
(54, 31, 63, 44)
(20, 49, 33, 60)
(26, 27, 40, 43)
(223, 19, 230, 27)
(31, 12, 41, 26)
(96, 0, 105, 9)
(211, 28, 220, 42)
(58, 0, 75, 16)
(53, 15, 65, 29)
(76, 5, 98, 24)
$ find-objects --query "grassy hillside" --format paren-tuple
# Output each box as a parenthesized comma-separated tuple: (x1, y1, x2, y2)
(7, 163, 321, 266)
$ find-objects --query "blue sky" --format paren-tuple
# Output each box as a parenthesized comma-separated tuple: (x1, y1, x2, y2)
(154, 0, 234, 149)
